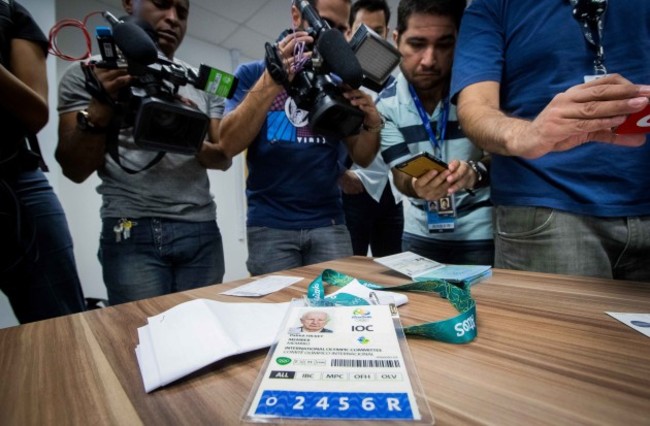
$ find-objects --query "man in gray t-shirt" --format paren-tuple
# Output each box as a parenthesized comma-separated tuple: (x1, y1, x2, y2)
(56, 0, 231, 305)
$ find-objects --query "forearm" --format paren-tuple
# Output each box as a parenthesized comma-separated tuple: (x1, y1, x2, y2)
(1, 39, 49, 133)
(219, 71, 283, 157)
(0, 66, 48, 132)
(457, 93, 531, 157)
(56, 102, 110, 183)
(344, 129, 379, 167)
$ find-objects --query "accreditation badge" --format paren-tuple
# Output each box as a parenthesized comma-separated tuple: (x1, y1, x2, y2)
(426, 195, 456, 233)
(243, 305, 432, 423)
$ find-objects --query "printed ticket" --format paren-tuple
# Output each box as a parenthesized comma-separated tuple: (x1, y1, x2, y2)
(246, 305, 422, 421)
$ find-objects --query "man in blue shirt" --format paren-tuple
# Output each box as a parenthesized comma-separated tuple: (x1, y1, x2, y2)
(451, 0, 650, 280)
(220, 0, 384, 275)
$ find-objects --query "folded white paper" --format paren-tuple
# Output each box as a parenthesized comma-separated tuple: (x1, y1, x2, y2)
(135, 299, 290, 392)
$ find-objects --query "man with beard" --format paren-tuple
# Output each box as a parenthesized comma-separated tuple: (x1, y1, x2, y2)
(378, 0, 493, 265)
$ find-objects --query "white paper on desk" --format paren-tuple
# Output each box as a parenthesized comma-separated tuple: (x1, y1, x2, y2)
(327, 279, 409, 306)
(606, 312, 650, 338)
(135, 299, 290, 392)
(220, 275, 303, 297)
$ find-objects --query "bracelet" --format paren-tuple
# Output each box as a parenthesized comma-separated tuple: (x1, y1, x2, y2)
(467, 160, 489, 189)
(362, 116, 385, 133)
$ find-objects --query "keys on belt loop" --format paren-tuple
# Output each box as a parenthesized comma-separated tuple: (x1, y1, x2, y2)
(114, 218, 138, 242)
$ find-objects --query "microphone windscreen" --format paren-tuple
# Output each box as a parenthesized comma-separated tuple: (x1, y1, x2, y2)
(112, 21, 158, 65)
(316, 30, 364, 89)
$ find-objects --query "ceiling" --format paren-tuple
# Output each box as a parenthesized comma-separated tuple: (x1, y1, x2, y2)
(97, 0, 401, 61)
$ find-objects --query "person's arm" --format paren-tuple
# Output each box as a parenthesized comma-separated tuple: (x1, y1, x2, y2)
(196, 117, 231, 170)
(219, 70, 284, 158)
(456, 75, 650, 160)
(342, 89, 381, 167)
(220, 31, 313, 158)
(56, 67, 131, 183)
(0, 38, 48, 133)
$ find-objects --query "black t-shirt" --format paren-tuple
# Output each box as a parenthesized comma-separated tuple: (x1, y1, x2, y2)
(0, 0, 48, 173)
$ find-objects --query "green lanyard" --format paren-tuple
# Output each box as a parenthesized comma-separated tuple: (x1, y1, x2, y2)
(307, 269, 477, 344)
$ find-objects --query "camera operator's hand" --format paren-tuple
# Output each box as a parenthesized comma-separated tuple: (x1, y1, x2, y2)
(275, 31, 313, 83)
(85, 66, 133, 128)
(343, 89, 383, 130)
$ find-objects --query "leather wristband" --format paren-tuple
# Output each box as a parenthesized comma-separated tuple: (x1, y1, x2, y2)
(467, 160, 489, 189)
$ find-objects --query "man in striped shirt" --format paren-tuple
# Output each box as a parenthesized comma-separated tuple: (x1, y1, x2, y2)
(378, 0, 493, 265)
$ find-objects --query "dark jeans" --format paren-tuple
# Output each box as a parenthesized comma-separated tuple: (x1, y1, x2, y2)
(0, 169, 86, 323)
(99, 218, 225, 305)
(402, 232, 495, 266)
(342, 185, 404, 257)
(246, 224, 353, 276)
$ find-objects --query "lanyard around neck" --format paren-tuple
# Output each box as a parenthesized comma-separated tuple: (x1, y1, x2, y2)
(408, 84, 449, 158)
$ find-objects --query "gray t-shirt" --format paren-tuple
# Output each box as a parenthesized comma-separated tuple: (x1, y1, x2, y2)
(58, 59, 224, 221)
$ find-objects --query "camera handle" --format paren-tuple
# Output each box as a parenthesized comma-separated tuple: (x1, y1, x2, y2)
(264, 42, 289, 88)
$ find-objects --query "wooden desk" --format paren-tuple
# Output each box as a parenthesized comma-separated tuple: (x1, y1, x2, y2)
(1, 257, 649, 425)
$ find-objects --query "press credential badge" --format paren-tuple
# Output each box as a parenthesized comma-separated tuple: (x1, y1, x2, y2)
(247, 305, 422, 421)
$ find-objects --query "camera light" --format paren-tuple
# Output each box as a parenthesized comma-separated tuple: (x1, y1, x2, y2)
(348, 24, 401, 91)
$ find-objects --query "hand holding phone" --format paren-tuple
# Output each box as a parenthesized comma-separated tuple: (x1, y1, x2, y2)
(395, 151, 448, 178)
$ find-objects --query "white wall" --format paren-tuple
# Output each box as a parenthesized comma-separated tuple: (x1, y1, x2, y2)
(1, 0, 251, 328)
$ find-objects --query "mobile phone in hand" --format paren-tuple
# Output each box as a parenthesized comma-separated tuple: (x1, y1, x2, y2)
(615, 104, 650, 134)
(395, 152, 448, 178)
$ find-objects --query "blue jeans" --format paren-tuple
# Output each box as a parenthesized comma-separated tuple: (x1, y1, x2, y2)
(402, 233, 495, 266)
(343, 185, 404, 257)
(246, 225, 353, 276)
(494, 206, 650, 281)
(99, 218, 225, 305)
(1, 169, 86, 323)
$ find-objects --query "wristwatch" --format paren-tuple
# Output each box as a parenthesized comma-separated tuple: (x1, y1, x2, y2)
(76, 109, 107, 134)
(362, 116, 385, 133)
(467, 160, 489, 189)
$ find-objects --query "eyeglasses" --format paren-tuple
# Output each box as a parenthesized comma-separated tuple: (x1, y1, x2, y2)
(571, 0, 608, 75)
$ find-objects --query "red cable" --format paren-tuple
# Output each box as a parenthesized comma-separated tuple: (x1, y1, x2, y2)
(48, 11, 103, 61)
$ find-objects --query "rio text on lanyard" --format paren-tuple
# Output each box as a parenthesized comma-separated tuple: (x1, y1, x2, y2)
(570, 0, 608, 76)
(408, 84, 449, 159)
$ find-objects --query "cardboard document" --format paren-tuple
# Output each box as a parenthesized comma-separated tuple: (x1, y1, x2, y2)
(375, 251, 492, 288)
(243, 305, 433, 423)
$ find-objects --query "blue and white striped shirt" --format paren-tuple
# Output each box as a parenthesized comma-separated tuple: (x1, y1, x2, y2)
(378, 73, 492, 241)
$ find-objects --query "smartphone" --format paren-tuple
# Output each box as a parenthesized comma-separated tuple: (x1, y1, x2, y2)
(615, 104, 650, 134)
(395, 152, 448, 178)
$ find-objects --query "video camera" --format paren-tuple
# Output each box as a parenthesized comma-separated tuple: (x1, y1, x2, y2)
(87, 12, 237, 155)
(265, 1, 366, 140)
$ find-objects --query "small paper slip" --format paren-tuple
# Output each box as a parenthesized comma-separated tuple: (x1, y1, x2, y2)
(375, 251, 492, 288)
(135, 299, 290, 392)
(327, 279, 409, 306)
(607, 312, 650, 338)
(220, 275, 303, 297)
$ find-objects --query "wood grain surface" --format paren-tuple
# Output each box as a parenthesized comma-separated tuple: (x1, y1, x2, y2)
(1, 256, 649, 425)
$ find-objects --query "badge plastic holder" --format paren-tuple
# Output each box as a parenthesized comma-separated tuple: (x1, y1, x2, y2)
(240, 297, 434, 424)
